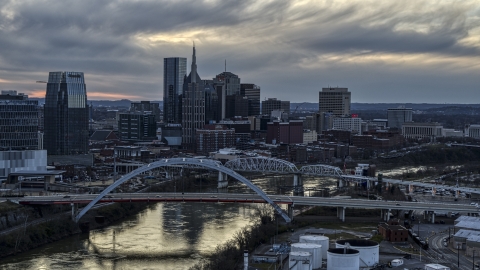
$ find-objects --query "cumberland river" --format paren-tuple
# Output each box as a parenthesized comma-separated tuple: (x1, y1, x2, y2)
(0, 175, 339, 270)
(0, 202, 256, 270)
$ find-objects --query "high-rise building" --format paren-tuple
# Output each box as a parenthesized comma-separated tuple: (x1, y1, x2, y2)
(118, 112, 157, 141)
(204, 83, 219, 124)
(44, 72, 89, 155)
(0, 91, 39, 150)
(387, 107, 413, 129)
(240, 83, 261, 116)
(318, 87, 351, 117)
(214, 72, 240, 96)
(182, 46, 205, 151)
(163, 57, 187, 123)
(261, 98, 290, 115)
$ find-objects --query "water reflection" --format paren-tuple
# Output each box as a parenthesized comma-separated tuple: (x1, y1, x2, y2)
(0, 202, 255, 270)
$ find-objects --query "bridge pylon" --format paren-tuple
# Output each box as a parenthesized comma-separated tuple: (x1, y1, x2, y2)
(293, 174, 303, 196)
(217, 171, 228, 188)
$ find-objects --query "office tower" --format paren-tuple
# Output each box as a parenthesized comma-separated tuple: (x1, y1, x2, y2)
(387, 107, 413, 129)
(0, 91, 39, 150)
(225, 95, 249, 118)
(163, 57, 187, 123)
(214, 71, 241, 96)
(261, 98, 290, 116)
(318, 87, 351, 117)
(44, 72, 89, 155)
(240, 83, 261, 116)
(130, 101, 161, 121)
(182, 46, 205, 151)
(204, 83, 219, 124)
(118, 112, 157, 141)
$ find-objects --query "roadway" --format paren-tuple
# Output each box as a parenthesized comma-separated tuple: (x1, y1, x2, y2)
(14, 193, 480, 214)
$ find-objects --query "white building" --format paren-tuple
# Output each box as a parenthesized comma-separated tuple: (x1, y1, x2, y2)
(465, 124, 480, 139)
(303, 130, 317, 144)
(401, 122, 443, 141)
(333, 117, 362, 134)
(0, 150, 47, 180)
(443, 129, 463, 138)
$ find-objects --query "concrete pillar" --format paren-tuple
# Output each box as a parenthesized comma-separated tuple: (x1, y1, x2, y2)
(244, 250, 249, 270)
(431, 212, 435, 224)
(71, 203, 78, 221)
(408, 184, 412, 194)
(338, 179, 344, 188)
(217, 172, 228, 188)
(380, 209, 383, 219)
(288, 204, 294, 220)
(337, 207, 346, 222)
(386, 209, 391, 222)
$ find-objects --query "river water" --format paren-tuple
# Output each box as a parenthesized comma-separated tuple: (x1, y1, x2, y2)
(0, 203, 255, 270)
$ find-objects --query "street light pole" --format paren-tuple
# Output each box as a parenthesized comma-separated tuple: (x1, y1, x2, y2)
(473, 249, 476, 270)
(458, 243, 461, 269)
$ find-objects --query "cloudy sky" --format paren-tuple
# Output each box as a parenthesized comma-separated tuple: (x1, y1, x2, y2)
(0, 0, 479, 103)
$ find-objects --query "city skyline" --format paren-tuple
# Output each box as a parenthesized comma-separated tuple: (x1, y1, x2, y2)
(0, 1, 479, 103)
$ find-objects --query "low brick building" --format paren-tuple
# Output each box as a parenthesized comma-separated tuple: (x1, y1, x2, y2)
(378, 223, 408, 242)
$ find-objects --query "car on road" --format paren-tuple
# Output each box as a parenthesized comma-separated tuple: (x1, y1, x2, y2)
(105, 195, 114, 198)
(396, 203, 401, 206)
(63, 195, 70, 198)
(155, 195, 162, 198)
(210, 196, 217, 198)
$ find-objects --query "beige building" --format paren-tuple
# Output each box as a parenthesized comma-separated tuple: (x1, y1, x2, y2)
(318, 87, 351, 117)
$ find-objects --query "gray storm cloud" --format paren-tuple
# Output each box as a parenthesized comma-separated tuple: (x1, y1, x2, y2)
(0, 0, 479, 102)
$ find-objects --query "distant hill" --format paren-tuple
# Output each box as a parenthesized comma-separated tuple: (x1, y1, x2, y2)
(290, 102, 480, 111)
(30, 98, 163, 109)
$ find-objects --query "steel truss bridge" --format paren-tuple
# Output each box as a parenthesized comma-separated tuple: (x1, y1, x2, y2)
(225, 157, 480, 195)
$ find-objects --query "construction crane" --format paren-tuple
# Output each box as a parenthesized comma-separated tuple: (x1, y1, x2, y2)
(292, 102, 307, 115)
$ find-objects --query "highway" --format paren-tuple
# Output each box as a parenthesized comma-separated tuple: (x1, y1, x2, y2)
(14, 192, 480, 214)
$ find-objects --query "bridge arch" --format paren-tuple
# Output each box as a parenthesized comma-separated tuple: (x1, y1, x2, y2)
(224, 157, 298, 174)
(75, 158, 291, 223)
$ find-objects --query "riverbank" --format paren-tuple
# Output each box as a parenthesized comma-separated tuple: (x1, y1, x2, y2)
(0, 202, 152, 258)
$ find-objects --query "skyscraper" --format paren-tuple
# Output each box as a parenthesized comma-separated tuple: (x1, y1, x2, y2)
(214, 72, 240, 96)
(182, 46, 205, 151)
(240, 83, 261, 116)
(0, 91, 39, 150)
(318, 87, 351, 117)
(163, 57, 187, 123)
(44, 72, 89, 155)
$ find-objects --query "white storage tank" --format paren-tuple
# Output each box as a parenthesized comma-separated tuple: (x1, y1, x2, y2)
(335, 239, 379, 267)
(289, 251, 313, 270)
(291, 243, 322, 269)
(299, 235, 329, 259)
(327, 248, 360, 270)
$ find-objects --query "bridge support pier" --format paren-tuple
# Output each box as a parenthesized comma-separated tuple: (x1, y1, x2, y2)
(293, 174, 303, 196)
(217, 172, 228, 188)
(384, 209, 391, 222)
(337, 207, 346, 222)
(338, 179, 344, 188)
(71, 203, 78, 221)
(426, 211, 435, 224)
(288, 205, 294, 220)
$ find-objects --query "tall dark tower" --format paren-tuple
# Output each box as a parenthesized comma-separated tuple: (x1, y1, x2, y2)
(163, 57, 187, 123)
(182, 45, 205, 151)
(44, 72, 89, 155)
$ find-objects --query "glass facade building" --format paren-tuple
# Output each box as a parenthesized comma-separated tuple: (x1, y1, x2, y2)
(0, 91, 39, 150)
(163, 57, 187, 124)
(44, 71, 89, 155)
